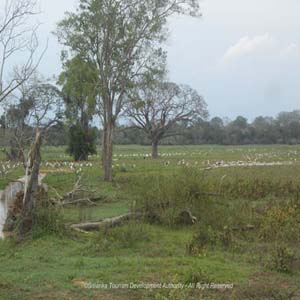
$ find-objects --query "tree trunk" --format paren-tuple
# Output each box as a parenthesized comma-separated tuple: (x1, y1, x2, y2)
(152, 139, 159, 159)
(102, 120, 114, 182)
(18, 129, 42, 237)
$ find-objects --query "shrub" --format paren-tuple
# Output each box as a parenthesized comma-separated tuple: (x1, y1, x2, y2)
(187, 225, 234, 256)
(67, 123, 97, 161)
(132, 168, 212, 226)
(186, 226, 218, 256)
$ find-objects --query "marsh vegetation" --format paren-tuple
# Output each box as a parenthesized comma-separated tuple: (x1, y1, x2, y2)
(0, 145, 300, 299)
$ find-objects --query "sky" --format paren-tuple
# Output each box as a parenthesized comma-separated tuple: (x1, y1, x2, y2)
(19, 0, 300, 120)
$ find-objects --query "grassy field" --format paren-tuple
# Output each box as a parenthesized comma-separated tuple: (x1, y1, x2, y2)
(1, 145, 300, 299)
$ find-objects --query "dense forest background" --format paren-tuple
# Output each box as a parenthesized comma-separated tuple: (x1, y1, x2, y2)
(1, 110, 300, 147)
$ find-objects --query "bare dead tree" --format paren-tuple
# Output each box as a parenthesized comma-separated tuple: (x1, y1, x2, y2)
(126, 79, 208, 158)
(2, 93, 34, 161)
(17, 75, 64, 237)
(0, 0, 46, 103)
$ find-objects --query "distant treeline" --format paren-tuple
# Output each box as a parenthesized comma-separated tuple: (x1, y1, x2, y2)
(115, 111, 300, 145)
(2, 110, 300, 146)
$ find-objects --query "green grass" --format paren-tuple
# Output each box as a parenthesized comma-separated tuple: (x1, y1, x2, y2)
(62, 201, 130, 223)
(1, 145, 300, 299)
(0, 226, 253, 300)
(0, 167, 24, 189)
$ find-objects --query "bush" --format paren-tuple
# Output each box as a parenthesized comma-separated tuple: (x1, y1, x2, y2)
(186, 226, 218, 256)
(67, 123, 97, 161)
(132, 168, 213, 226)
(187, 225, 235, 256)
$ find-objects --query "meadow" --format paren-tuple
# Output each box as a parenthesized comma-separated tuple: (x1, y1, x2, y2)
(0, 145, 300, 300)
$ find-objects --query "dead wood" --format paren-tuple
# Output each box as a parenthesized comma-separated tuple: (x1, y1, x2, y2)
(49, 176, 99, 206)
(69, 213, 142, 232)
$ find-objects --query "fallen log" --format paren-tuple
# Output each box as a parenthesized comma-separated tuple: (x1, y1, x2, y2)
(69, 213, 141, 232)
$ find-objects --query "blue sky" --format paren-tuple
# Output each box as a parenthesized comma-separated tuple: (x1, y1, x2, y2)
(22, 0, 300, 120)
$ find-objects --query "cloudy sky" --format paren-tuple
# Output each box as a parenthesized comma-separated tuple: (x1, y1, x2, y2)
(34, 0, 300, 120)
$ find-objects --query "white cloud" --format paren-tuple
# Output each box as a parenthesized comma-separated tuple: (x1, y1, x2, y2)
(221, 34, 275, 63)
(280, 43, 300, 58)
(213, 34, 300, 119)
(220, 35, 300, 68)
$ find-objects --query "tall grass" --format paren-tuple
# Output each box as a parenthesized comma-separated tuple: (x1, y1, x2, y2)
(31, 197, 66, 239)
(132, 168, 215, 226)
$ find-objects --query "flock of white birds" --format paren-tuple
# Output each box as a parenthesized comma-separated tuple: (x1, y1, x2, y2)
(0, 162, 23, 178)
(0, 148, 300, 179)
(0, 161, 94, 179)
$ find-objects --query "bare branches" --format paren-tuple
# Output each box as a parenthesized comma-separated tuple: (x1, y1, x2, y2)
(48, 175, 100, 207)
(127, 80, 207, 134)
(0, 0, 37, 35)
(3, 74, 64, 166)
(0, 0, 45, 103)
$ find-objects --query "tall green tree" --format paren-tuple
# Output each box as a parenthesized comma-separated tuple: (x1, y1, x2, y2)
(58, 55, 98, 161)
(56, 0, 201, 181)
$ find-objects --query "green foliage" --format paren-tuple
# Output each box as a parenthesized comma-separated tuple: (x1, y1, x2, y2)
(186, 226, 218, 256)
(67, 123, 97, 161)
(58, 55, 97, 124)
(58, 55, 98, 161)
(132, 167, 212, 226)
